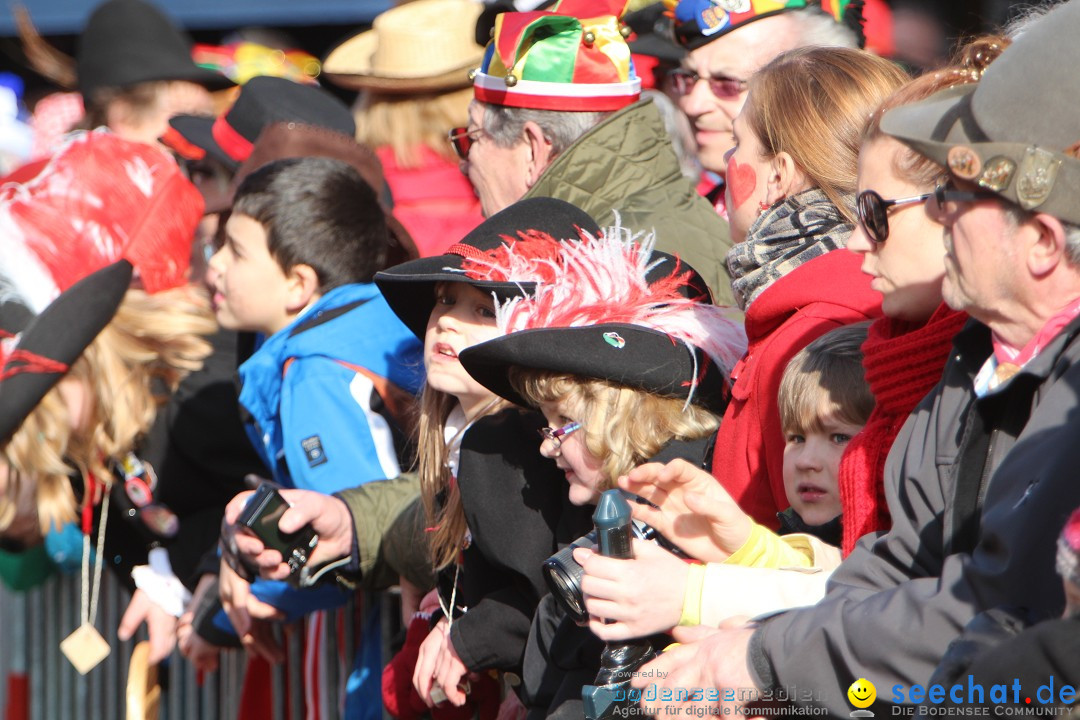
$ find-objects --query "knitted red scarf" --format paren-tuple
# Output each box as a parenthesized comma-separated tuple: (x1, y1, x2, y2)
(838, 303, 968, 556)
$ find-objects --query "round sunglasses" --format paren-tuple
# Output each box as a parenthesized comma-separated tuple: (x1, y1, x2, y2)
(856, 184, 1000, 244)
(667, 69, 749, 99)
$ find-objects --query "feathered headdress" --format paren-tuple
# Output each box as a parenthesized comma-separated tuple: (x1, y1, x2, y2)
(0, 129, 203, 314)
(460, 220, 747, 414)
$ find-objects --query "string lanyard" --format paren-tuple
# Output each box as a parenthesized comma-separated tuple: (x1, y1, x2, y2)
(438, 560, 463, 632)
(80, 475, 110, 632)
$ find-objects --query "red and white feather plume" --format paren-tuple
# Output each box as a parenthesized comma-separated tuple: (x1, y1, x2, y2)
(488, 219, 747, 404)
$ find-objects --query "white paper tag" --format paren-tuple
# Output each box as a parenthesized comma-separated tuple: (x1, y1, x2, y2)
(60, 623, 111, 675)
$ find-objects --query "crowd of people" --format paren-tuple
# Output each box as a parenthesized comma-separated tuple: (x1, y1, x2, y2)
(1, 0, 1079, 717)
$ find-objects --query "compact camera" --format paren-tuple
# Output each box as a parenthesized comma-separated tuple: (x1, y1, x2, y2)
(236, 484, 319, 579)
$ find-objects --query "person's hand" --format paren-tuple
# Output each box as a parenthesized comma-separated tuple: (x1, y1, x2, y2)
(631, 623, 758, 716)
(620, 459, 753, 562)
(177, 574, 221, 673)
(575, 539, 688, 641)
(413, 617, 448, 706)
(432, 635, 470, 707)
(222, 489, 355, 580)
(218, 559, 284, 663)
(117, 588, 179, 663)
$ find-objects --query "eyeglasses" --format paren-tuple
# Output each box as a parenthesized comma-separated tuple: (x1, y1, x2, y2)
(668, 69, 749, 99)
(856, 189, 933, 244)
(931, 182, 1000, 213)
(448, 127, 483, 160)
(538, 421, 582, 450)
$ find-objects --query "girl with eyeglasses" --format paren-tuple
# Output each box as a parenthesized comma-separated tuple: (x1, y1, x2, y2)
(458, 229, 745, 720)
(842, 36, 1008, 557)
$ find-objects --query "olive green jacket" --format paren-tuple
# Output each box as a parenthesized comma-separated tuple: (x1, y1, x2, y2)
(336, 473, 430, 591)
(524, 98, 735, 304)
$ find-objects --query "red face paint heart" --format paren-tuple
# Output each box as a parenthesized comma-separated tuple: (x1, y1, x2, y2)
(727, 157, 758, 210)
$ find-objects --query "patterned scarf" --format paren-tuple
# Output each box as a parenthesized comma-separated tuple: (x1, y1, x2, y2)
(726, 188, 854, 310)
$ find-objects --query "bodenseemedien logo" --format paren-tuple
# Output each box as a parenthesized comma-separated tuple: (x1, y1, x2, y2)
(848, 678, 877, 717)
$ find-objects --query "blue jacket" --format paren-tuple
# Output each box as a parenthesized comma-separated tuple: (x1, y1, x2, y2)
(236, 283, 423, 620)
(238, 283, 423, 493)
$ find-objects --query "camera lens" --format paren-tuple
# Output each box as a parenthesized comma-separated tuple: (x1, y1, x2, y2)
(542, 530, 599, 626)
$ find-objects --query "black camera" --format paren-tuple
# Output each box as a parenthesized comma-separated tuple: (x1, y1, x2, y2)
(543, 492, 683, 626)
(236, 484, 319, 579)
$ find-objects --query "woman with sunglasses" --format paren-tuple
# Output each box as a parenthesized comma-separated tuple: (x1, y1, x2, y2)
(711, 46, 906, 528)
(841, 37, 1008, 557)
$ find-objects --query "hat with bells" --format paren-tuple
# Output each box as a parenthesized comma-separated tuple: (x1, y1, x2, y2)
(472, 0, 642, 112)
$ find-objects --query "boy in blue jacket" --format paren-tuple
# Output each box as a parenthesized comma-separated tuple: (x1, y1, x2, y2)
(207, 156, 422, 717)
(209, 155, 423, 493)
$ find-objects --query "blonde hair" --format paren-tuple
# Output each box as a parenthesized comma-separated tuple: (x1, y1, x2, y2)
(778, 323, 874, 435)
(864, 35, 1009, 190)
(0, 285, 214, 534)
(745, 46, 909, 223)
(354, 87, 473, 168)
(510, 371, 721, 488)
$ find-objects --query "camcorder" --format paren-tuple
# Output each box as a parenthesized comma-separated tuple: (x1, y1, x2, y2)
(235, 483, 319, 583)
(557, 490, 676, 720)
(543, 491, 685, 626)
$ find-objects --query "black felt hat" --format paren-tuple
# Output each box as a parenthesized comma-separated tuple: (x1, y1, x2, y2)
(374, 197, 601, 340)
(165, 76, 356, 170)
(77, 0, 233, 99)
(457, 234, 744, 416)
(0, 261, 132, 443)
(460, 323, 731, 415)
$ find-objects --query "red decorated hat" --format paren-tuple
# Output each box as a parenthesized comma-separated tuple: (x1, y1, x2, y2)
(0, 130, 203, 313)
(473, 0, 642, 112)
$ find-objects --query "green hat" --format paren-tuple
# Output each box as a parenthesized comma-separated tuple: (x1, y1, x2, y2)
(881, 0, 1080, 224)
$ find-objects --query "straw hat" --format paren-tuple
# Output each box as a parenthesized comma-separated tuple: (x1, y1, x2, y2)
(323, 0, 485, 93)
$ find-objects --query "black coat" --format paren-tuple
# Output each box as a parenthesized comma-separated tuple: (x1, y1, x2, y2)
(520, 433, 716, 720)
(438, 407, 593, 672)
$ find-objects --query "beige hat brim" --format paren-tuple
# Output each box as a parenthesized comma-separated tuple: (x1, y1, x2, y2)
(322, 26, 483, 93)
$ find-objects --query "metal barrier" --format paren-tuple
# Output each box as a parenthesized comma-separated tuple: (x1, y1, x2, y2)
(0, 570, 399, 720)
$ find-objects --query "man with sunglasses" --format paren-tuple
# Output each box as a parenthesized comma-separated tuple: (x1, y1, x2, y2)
(451, 3, 736, 304)
(669, 0, 861, 211)
(626, 2, 1080, 715)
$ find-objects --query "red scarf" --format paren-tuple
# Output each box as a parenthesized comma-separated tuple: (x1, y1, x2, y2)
(838, 303, 968, 556)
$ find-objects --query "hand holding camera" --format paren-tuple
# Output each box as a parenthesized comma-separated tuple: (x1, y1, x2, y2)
(222, 484, 355, 585)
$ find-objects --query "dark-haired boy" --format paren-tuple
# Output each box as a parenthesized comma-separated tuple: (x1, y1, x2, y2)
(209, 155, 422, 493)
(208, 156, 423, 718)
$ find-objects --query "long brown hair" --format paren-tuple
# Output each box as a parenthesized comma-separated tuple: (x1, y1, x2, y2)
(744, 46, 909, 222)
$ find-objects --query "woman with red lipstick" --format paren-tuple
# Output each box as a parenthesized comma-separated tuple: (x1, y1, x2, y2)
(711, 46, 905, 529)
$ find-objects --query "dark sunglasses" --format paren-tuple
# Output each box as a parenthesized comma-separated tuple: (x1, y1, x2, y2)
(856, 189, 932, 244)
(668, 69, 749, 99)
(856, 184, 1000, 244)
(448, 126, 483, 161)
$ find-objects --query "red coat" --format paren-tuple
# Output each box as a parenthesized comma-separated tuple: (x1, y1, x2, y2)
(711, 249, 881, 528)
(376, 146, 483, 258)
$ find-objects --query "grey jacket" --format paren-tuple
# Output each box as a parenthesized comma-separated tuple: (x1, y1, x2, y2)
(749, 317, 1080, 714)
(523, 99, 735, 306)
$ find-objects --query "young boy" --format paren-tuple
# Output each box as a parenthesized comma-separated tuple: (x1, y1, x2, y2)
(209, 156, 423, 720)
(208, 156, 423, 492)
(775, 323, 874, 545)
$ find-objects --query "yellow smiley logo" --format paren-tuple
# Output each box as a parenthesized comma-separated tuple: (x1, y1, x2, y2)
(847, 678, 876, 709)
